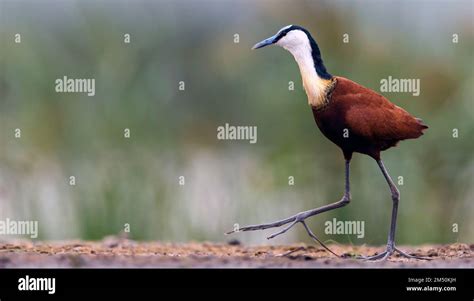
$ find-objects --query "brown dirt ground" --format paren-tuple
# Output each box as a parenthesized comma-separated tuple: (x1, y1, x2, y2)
(0, 238, 472, 268)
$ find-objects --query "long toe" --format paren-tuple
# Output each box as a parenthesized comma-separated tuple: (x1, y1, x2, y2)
(357, 251, 390, 261)
(394, 247, 431, 260)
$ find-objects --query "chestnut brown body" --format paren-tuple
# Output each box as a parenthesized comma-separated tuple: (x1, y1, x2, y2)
(312, 76, 428, 160)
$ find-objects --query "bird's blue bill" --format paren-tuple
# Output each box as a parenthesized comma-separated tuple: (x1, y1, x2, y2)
(252, 35, 278, 49)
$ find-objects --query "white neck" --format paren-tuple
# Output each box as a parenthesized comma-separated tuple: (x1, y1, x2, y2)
(276, 30, 330, 107)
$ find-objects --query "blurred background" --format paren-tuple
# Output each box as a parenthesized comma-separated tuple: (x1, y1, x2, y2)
(0, 0, 473, 245)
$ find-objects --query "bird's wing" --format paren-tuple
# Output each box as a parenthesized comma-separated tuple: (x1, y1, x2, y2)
(334, 77, 427, 142)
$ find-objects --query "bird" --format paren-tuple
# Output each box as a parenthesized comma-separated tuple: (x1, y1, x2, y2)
(226, 25, 429, 261)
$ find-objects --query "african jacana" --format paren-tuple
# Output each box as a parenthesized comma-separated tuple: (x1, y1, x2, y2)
(227, 25, 429, 261)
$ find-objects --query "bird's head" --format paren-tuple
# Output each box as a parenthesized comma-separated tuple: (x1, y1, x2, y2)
(252, 25, 332, 80)
(252, 25, 333, 107)
(252, 25, 308, 51)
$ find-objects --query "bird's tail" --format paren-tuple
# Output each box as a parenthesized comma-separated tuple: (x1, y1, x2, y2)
(416, 118, 429, 130)
(414, 117, 429, 137)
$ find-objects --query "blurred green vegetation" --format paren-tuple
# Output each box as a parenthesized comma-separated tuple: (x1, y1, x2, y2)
(0, 0, 473, 245)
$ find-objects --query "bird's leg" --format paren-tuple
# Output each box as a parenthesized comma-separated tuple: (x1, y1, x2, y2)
(227, 160, 352, 256)
(359, 160, 430, 261)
